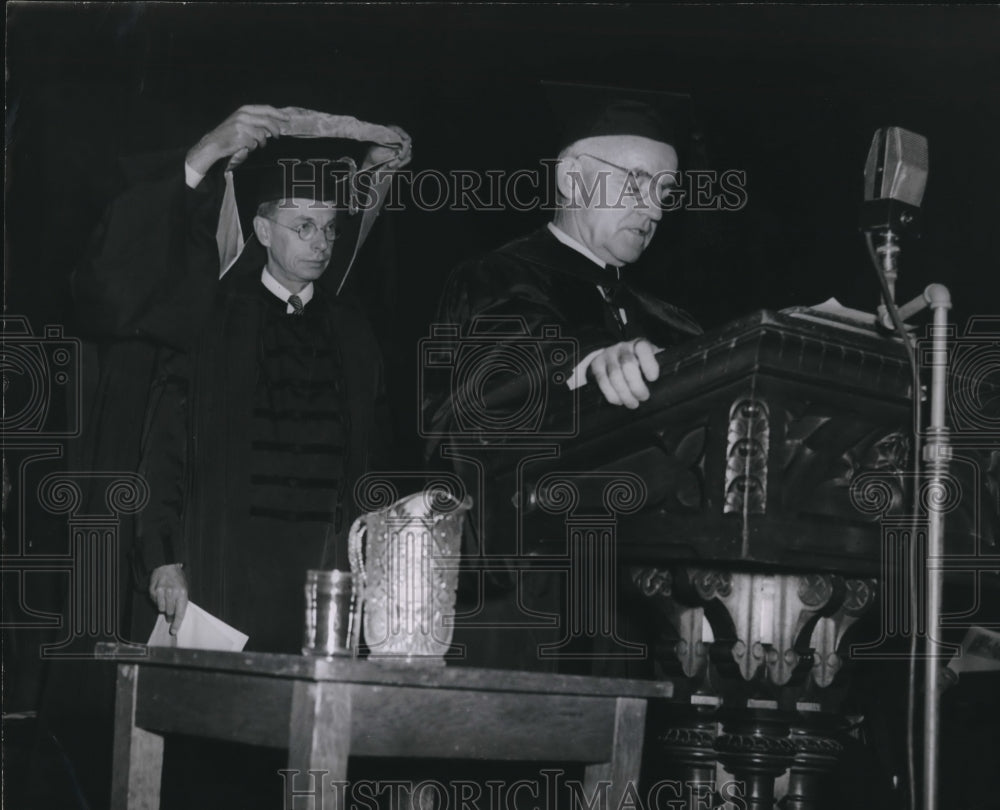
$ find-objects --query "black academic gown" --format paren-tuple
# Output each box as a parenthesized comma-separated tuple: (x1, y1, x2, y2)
(65, 151, 391, 810)
(171, 251, 385, 652)
(439, 226, 699, 346)
(34, 153, 227, 810)
(72, 158, 388, 652)
(425, 226, 701, 673)
(426, 226, 701, 437)
(68, 151, 223, 637)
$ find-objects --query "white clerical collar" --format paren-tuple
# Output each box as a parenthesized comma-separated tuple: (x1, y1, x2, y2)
(547, 222, 620, 277)
(261, 269, 315, 314)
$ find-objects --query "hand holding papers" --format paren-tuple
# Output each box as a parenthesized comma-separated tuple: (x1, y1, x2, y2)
(148, 601, 248, 652)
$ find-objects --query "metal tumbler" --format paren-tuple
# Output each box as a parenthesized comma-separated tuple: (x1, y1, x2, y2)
(302, 569, 356, 657)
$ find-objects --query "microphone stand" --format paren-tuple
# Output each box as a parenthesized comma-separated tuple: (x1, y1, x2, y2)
(869, 229, 953, 810)
(875, 229, 901, 330)
(897, 284, 952, 810)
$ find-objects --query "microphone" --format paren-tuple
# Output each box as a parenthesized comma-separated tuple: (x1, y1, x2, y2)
(861, 127, 929, 319)
(862, 126, 929, 232)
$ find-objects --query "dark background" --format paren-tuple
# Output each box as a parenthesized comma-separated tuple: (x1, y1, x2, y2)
(7, 4, 1000, 460)
(5, 4, 1000, 808)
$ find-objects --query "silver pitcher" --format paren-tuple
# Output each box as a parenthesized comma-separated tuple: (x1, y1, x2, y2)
(348, 489, 471, 664)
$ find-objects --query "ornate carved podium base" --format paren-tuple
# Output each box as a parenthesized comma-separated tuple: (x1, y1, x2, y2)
(633, 566, 874, 809)
(653, 703, 849, 810)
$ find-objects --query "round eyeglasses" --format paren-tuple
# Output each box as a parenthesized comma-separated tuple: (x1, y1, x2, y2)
(263, 218, 339, 242)
(574, 152, 679, 206)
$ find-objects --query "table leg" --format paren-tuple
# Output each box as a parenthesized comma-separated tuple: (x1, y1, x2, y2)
(583, 697, 647, 809)
(284, 681, 353, 809)
(110, 663, 164, 810)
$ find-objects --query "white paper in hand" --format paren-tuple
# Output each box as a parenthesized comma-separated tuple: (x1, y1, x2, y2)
(147, 601, 249, 652)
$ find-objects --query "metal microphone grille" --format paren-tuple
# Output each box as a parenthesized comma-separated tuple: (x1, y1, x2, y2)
(864, 126, 929, 206)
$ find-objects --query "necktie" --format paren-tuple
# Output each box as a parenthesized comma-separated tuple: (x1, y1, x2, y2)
(595, 274, 703, 347)
(288, 294, 304, 315)
(608, 282, 702, 338)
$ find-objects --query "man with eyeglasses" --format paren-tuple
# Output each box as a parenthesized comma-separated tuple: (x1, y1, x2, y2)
(57, 105, 410, 809)
(429, 84, 701, 431)
(72, 105, 410, 654)
(423, 84, 701, 674)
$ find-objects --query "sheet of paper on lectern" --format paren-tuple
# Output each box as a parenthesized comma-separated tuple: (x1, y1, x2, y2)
(782, 297, 879, 328)
(147, 601, 249, 652)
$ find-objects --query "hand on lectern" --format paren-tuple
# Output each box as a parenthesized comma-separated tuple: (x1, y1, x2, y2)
(587, 338, 661, 409)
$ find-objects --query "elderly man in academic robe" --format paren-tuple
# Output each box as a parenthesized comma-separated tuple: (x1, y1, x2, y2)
(424, 84, 702, 674)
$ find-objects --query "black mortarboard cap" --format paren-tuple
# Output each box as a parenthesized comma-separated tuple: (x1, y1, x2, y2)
(233, 136, 370, 236)
(542, 81, 691, 158)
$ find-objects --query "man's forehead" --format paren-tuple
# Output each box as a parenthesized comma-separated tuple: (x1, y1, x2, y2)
(572, 135, 679, 170)
(272, 198, 340, 217)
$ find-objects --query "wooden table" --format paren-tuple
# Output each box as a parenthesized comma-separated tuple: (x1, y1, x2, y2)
(98, 643, 674, 810)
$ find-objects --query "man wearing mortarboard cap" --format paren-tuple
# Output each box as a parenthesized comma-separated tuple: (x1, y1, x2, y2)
(430, 82, 702, 424)
(424, 84, 701, 673)
(72, 105, 411, 654)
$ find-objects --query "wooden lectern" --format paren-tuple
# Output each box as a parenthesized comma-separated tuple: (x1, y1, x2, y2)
(474, 308, 998, 808)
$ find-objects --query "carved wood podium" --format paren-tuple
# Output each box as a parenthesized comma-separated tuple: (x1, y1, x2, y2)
(470, 309, 996, 808)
